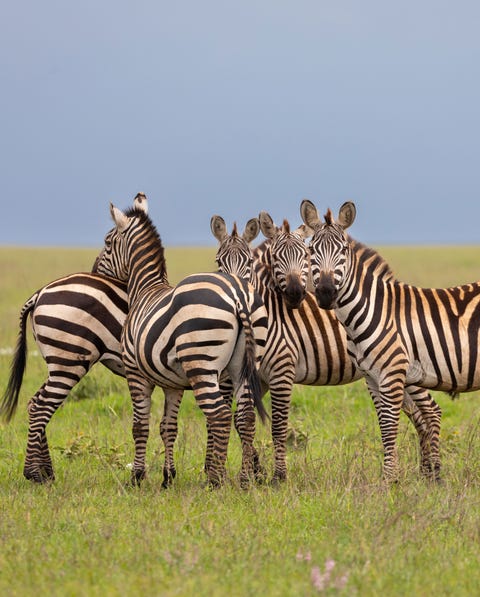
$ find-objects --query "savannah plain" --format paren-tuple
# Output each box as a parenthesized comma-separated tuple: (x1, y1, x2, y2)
(1, 244, 480, 596)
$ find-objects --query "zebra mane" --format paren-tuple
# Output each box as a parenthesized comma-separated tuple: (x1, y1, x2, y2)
(231, 222, 239, 238)
(282, 219, 290, 233)
(123, 206, 168, 281)
(351, 236, 395, 281)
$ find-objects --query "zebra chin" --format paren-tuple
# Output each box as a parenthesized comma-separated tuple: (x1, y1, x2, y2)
(314, 284, 338, 310)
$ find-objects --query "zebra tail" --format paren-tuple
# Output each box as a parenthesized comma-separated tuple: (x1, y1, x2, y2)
(237, 301, 268, 425)
(0, 293, 37, 423)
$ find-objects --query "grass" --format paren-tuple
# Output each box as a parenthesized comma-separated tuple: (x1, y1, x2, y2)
(1, 244, 480, 596)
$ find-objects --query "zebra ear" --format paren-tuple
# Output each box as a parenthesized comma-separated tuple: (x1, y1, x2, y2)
(292, 223, 314, 240)
(133, 192, 148, 214)
(243, 218, 260, 244)
(259, 211, 279, 240)
(110, 203, 130, 233)
(338, 201, 356, 230)
(211, 215, 228, 242)
(300, 199, 322, 229)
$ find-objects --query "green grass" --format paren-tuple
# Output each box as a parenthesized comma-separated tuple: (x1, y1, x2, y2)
(1, 245, 480, 596)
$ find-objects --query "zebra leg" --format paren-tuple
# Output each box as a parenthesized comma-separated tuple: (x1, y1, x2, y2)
(406, 386, 442, 481)
(189, 377, 232, 487)
(233, 388, 257, 488)
(366, 377, 404, 483)
(160, 389, 183, 488)
(24, 387, 56, 483)
(127, 374, 154, 486)
(402, 391, 431, 474)
(221, 379, 266, 484)
(23, 368, 89, 483)
(269, 371, 295, 484)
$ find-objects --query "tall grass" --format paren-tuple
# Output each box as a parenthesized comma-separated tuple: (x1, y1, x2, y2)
(1, 245, 480, 596)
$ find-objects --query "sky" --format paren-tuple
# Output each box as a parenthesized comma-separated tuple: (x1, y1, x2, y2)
(2, 1, 480, 247)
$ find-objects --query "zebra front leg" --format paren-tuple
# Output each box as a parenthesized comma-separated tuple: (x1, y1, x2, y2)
(407, 386, 442, 481)
(269, 371, 295, 484)
(366, 377, 404, 484)
(127, 375, 154, 486)
(160, 389, 183, 488)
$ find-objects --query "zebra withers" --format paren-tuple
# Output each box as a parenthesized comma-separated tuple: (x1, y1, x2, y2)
(0, 272, 128, 483)
(93, 199, 268, 487)
(213, 212, 442, 482)
(299, 199, 464, 482)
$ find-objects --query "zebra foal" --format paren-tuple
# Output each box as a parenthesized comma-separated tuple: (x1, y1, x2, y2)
(212, 212, 442, 482)
(299, 199, 461, 482)
(93, 198, 267, 487)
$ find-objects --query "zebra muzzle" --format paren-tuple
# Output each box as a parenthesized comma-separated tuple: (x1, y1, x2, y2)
(315, 272, 338, 309)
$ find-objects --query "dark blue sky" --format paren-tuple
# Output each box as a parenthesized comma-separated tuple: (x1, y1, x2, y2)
(2, 1, 480, 247)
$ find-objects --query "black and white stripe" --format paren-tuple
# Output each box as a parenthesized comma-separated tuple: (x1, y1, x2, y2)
(213, 211, 442, 482)
(93, 199, 267, 487)
(301, 200, 448, 482)
(0, 272, 128, 482)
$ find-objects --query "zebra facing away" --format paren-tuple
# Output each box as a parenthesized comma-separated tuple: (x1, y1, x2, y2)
(297, 199, 474, 482)
(0, 267, 128, 483)
(93, 198, 268, 487)
(212, 213, 442, 482)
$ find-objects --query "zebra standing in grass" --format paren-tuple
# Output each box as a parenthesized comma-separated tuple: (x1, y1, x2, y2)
(297, 199, 473, 482)
(0, 259, 128, 483)
(93, 198, 268, 487)
(211, 213, 442, 482)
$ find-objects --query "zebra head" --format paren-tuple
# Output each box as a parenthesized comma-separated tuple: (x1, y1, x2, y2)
(92, 193, 151, 282)
(259, 211, 311, 309)
(211, 215, 260, 281)
(300, 199, 356, 310)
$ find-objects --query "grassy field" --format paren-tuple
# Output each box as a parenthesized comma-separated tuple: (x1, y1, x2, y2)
(1, 244, 480, 596)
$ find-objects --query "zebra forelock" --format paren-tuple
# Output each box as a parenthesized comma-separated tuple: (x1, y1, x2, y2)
(324, 208, 334, 225)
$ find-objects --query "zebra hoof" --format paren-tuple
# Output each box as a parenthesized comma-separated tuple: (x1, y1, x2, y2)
(161, 467, 176, 489)
(129, 469, 146, 487)
(206, 474, 225, 489)
(270, 472, 287, 486)
(252, 457, 267, 484)
(23, 466, 55, 483)
(421, 468, 442, 484)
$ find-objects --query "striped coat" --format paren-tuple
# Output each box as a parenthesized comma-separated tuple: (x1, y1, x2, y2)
(300, 200, 457, 481)
(0, 272, 127, 482)
(93, 199, 267, 487)
(212, 213, 441, 482)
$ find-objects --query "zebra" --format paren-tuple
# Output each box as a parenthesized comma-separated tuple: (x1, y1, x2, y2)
(0, 269, 128, 483)
(93, 198, 268, 487)
(299, 199, 457, 482)
(212, 212, 442, 482)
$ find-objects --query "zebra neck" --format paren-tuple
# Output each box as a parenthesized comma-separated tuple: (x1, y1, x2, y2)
(252, 260, 276, 294)
(126, 265, 169, 306)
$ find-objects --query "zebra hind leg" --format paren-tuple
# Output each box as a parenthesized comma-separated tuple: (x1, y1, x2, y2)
(128, 378, 154, 487)
(160, 389, 183, 488)
(190, 378, 231, 488)
(24, 382, 71, 483)
(233, 393, 257, 489)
